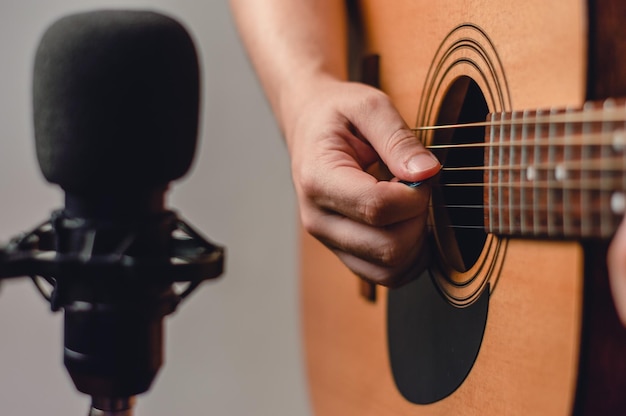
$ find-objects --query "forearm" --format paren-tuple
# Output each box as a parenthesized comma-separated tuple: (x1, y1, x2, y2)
(229, 0, 348, 133)
(231, 0, 441, 287)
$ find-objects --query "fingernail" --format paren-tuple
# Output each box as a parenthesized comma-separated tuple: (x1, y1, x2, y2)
(406, 153, 440, 174)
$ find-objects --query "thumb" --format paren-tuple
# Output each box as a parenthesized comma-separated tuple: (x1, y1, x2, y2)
(381, 126, 442, 182)
(350, 88, 441, 182)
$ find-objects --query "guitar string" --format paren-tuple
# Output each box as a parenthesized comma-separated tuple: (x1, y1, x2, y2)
(420, 204, 622, 233)
(440, 158, 626, 171)
(421, 178, 623, 228)
(430, 223, 620, 232)
(395, 168, 624, 219)
(423, 189, 621, 229)
(432, 224, 616, 233)
(410, 107, 626, 132)
(403, 107, 626, 231)
(429, 202, 614, 211)
(413, 135, 626, 185)
(424, 219, 620, 232)
(424, 132, 622, 149)
(411, 131, 626, 172)
(434, 180, 624, 190)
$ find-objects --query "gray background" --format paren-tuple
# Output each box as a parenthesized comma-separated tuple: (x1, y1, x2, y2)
(0, 1, 310, 415)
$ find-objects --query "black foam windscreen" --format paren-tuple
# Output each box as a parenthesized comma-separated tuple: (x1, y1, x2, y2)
(33, 10, 200, 194)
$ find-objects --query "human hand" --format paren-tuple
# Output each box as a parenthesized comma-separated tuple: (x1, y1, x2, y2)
(608, 217, 626, 325)
(283, 79, 441, 287)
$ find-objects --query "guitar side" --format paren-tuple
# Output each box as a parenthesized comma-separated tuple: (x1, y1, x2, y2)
(301, 1, 626, 415)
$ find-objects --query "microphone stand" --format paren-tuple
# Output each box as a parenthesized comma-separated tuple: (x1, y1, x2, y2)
(0, 10, 223, 415)
(89, 397, 136, 416)
(0, 189, 224, 416)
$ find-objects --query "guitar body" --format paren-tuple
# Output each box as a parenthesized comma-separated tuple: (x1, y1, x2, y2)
(301, 1, 626, 415)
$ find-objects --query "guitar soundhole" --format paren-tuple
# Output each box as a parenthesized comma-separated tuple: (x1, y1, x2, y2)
(388, 25, 509, 406)
(387, 76, 494, 405)
(431, 77, 488, 273)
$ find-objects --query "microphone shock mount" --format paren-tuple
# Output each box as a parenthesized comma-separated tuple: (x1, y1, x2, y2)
(0, 193, 224, 415)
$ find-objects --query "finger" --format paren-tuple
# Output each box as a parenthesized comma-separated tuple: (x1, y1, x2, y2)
(306, 207, 427, 271)
(608, 216, 626, 325)
(335, 246, 429, 287)
(325, 216, 429, 286)
(304, 165, 432, 227)
(346, 88, 441, 182)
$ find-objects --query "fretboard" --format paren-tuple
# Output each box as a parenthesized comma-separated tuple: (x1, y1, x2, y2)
(484, 98, 626, 239)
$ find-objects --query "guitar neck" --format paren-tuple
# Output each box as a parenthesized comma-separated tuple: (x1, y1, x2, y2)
(483, 98, 626, 239)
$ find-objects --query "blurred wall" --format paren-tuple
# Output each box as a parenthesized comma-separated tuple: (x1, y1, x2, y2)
(0, 1, 309, 415)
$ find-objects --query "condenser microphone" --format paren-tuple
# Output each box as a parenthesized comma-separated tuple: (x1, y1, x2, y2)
(0, 10, 224, 416)
(33, 9, 199, 211)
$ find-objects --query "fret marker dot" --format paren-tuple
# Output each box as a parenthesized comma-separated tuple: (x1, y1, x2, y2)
(555, 164, 567, 181)
(526, 166, 537, 181)
(611, 192, 626, 215)
(613, 129, 626, 152)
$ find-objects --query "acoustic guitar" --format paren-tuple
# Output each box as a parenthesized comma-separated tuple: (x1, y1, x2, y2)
(301, 1, 626, 415)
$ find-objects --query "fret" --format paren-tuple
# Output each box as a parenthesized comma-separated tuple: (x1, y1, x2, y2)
(475, 177, 626, 190)
(562, 106, 575, 236)
(608, 101, 626, 233)
(481, 98, 626, 239)
(480, 100, 626, 238)
(546, 109, 557, 235)
(520, 110, 530, 235)
(508, 111, 517, 235)
(601, 99, 615, 237)
(532, 109, 544, 236)
(581, 101, 594, 237)
(498, 111, 505, 234)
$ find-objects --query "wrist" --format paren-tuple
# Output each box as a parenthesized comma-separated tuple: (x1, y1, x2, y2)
(276, 72, 345, 143)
